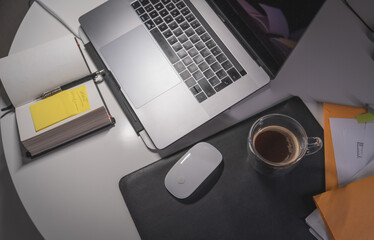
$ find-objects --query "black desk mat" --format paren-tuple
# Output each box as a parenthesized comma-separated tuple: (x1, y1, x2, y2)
(119, 97, 325, 240)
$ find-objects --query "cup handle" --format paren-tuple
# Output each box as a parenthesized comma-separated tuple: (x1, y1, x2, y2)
(305, 137, 323, 156)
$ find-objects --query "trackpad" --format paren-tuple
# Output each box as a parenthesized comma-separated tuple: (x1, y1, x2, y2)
(100, 25, 181, 108)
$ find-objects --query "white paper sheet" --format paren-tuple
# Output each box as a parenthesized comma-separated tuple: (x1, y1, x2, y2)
(0, 35, 89, 107)
(330, 118, 374, 186)
(306, 209, 331, 240)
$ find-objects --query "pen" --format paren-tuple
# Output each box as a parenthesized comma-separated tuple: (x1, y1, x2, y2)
(38, 69, 105, 99)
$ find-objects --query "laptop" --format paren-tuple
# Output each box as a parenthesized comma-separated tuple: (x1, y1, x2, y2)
(79, 0, 324, 149)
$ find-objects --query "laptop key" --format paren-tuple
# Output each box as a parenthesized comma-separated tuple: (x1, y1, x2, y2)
(170, 9, 180, 17)
(193, 55, 204, 64)
(181, 7, 191, 16)
(173, 27, 183, 37)
(222, 60, 233, 70)
(161, 0, 170, 3)
(227, 68, 241, 81)
(198, 62, 209, 72)
(180, 70, 191, 80)
(176, 2, 185, 9)
(131, 1, 141, 9)
(175, 15, 184, 24)
(200, 48, 210, 58)
(190, 20, 200, 29)
(184, 77, 196, 88)
(168, 36, 177, 45)
(185, 28, 194, 37)
(154, 3, 163, 10)
(214, 77, 232, 92)
(159, 9, 168, 17)
(203, 69, 215, 79)
(177, 34, 188, 43)
(195, 92, 207, 103)
(205, 55, 215, 65)
(150, 28, 179, 64)
(198, 78, 215, 97)
(206, 39, 216, 49)
(145, 4, 154, 12)
(163, 15, 173, 24)
(192, 70, 203, 80)
(188, 48, 198, 57)
(195, 26, 205, 35)
(172, 42, 183, 52)
(140, 13, 150, 22)
(159, 23, 168, 31)
(208, 76, 220, 86)
(180, 21, 189, 30)
(182, 56, 193, 65)
(174, 61, 185, 73)
(139, 0, 150, 6)
(145, 20, 155, 30)
(182, 41, 193, 50)
(154, 16, 163, 25)
(136, 7, 145, 15)
(216, 69, 227, 79)
(216, 53, 227, 63)
(185, 14, 195, 22)
(211, 46, 221, 56)
(149, 10, 158, 18)
(211, 62, 221, 72)
(150, 0, 160, 4)
(190, 85, 202, 95)
(166, 3, 175, 11)
(177, 49, 187, 59)
(168, 21, 178, 30)
(187, 63, 198, 73)
(190, 34, 199, 44)
(201, 33, 211, 42)
(195, 41, 204, 51)
(163, 29, 172, 38)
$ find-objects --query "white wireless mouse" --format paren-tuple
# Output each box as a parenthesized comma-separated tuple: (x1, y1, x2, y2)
(164, 142, 222, 199)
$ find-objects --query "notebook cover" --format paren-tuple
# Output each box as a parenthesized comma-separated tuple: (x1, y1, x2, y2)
(119, 96, 325, 240)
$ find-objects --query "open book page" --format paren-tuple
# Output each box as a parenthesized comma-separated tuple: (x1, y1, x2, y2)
(15, 81, 105, 142)
(0, 35, 89, 107)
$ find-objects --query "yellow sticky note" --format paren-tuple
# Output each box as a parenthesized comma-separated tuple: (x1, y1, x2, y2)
(30, 85, 90, 131)
(356, 113, 374, 123)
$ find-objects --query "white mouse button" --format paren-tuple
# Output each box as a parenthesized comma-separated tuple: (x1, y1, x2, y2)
(165, 142, 222, 199)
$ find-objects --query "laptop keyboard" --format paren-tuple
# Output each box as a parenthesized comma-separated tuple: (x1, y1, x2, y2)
(131, 0, 246, 103)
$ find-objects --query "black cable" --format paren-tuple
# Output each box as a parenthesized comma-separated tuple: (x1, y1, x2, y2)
(1, 104, 13, 111)
(0, 109, 14, 119)
(34, 0, 81, 40)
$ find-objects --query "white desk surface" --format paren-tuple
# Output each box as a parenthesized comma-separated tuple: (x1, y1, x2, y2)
(1, 0, 372, 239)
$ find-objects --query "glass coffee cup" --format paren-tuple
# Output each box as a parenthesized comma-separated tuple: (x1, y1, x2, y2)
(248, 114, 323, 176)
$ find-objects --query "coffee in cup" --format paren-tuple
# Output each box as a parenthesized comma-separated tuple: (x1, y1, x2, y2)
(253, 126, 300, 165)
(248, 114, 323, 176)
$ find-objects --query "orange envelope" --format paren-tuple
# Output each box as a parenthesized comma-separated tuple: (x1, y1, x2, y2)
(323, 103, 366, 191)
(314, 175, 374, 240)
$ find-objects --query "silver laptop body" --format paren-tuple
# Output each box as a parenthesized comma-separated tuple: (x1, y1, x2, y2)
(79, 0, 270, 149)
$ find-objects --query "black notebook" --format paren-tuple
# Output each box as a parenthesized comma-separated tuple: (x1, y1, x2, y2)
(119, 97, 325, 240)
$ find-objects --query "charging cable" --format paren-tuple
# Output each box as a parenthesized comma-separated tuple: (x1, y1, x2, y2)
(33, 0, 81, 40)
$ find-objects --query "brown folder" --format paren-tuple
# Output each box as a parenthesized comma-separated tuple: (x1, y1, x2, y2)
(314, 175, 374, 240)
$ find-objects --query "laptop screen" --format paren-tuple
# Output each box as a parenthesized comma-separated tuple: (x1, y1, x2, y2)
(206, 0, 325, 78)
